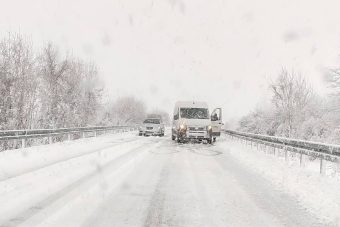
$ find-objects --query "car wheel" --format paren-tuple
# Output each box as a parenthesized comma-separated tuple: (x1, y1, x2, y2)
(139, 132, 142, 136)
(172, 135, 176, 140)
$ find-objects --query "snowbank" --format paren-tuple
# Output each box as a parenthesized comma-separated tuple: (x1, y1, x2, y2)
(0, 131, 138, 181)
(219, 136, 340, 225)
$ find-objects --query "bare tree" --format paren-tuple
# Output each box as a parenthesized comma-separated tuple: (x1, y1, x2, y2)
(38, 45, 103, 128)
(37, 42, 69, 128)
(0, 33, 38, 130)
(104, 96, 146, 125)
(68, 60, 102, 126)
(238, 106, 278, 135)
(0, 33, 104, 134)
(324, 68, 340, 96)
(270, 69, 313, 137)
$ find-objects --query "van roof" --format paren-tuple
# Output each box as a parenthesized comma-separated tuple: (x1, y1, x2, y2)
(174, 101, 209, 109)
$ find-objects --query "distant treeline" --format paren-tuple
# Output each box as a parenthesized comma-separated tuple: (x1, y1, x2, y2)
(235, 68, 340, 144)
(0, 33, 168, 130)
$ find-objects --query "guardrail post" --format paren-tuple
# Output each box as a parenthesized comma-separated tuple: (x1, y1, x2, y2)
(82, 132, 85, 138)
(48, 136, 52, 144)
(320, 158, 326, 175)
(21, 138, 26, 148)
(284, 147, 288, 162)
(337, 160, 340, 174)
(68, 133, 71, 141)
(299, 153, 305, 167)
(94, 131, 97, 137)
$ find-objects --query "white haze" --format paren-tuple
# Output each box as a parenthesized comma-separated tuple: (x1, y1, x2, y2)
(1, 0, 340, 120)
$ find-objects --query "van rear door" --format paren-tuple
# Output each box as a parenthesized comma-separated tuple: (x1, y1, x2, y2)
(211, 108, 222, 137)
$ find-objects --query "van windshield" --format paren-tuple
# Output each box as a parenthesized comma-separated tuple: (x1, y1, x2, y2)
(180, 108, 209, 119)
(143, 119, 160, 124)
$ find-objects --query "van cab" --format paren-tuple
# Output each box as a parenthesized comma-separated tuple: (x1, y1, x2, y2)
(172, 101, 223, 144)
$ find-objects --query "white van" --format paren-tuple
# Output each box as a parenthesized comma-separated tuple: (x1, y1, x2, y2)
(171, 101, 223, 144)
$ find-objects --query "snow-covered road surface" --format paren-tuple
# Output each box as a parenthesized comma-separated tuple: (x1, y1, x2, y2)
(0, 132, 339, 227)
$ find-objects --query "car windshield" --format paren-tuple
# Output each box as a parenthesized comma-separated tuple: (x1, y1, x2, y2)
(143, 119, 160, 124)
(180, 108, 209, 119)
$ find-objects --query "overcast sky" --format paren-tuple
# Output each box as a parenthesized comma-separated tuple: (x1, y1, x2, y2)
(1, 0, 340, 121)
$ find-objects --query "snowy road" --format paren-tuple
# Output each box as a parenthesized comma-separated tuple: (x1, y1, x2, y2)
(0, 132, 338, 227)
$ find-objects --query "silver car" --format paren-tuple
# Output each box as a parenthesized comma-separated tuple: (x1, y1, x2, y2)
(139, 118, 165, 136)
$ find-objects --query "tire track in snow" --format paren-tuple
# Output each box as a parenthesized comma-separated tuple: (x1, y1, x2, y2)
(0, 139, 151, 227)
(0, 136, 143, 182)
(214, 149, 333, 227)
(81, 139, 168, 227)
(142, 158, 171, 227)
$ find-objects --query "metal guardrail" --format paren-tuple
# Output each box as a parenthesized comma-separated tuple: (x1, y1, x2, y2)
(0, 125, 137, 150)
(225, 130, 340, 175)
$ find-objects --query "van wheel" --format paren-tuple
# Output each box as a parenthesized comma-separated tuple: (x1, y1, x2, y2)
(172, 135, 176, 140)
(207, 135, 213, 144)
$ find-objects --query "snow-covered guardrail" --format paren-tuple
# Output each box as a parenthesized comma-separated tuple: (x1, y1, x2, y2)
(0, 126, 137, 150)
(225, 130, 340, 174)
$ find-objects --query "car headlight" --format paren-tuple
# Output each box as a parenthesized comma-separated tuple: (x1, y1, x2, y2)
(207, 125, 212, 131)
(179, 124, 187, 131)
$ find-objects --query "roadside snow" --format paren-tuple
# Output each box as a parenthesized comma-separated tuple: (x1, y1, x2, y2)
(0, 131, 138, 181)
(218, 135, 340, 226)
(0, 131, 146, 225)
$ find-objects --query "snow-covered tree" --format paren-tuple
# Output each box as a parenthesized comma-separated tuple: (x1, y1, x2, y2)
(37, 42, 70, 128)
(237, 68, 327, 142)
(71, 60, 102, 126)
(0, 34, 104, 130)
(270, 69, 313, 137)
(37, 43, 103, 128)
(103, 96, 146, 125)
(0, 33, 38, 130)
